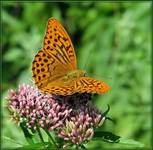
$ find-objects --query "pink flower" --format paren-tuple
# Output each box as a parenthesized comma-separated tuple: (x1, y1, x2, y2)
(58, 104, 105, 146)
(7, 84, 72, 130)
(7, 84, 105, 147)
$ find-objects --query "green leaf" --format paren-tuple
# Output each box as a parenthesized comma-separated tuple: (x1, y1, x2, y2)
(14, 142, 52, 149)
(119, 138, 144, 147)
(93, 131, 120, 143)
(3, 136, 23, 146)
(93, 131, 144, 147)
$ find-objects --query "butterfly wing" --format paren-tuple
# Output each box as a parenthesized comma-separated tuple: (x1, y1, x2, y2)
(32, 49, 73, 88)
(43, 18, 77, 69)
(40, 76, 110, 95)
(39, 76, 76, 95)
(32, 18, 110, 95)
(74, 77, 110, 94)
(32, 18, 77, 89)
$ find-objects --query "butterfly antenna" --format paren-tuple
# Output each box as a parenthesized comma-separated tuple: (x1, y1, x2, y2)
(82, 47, 94, 71)
(89, 74, 112, 80)
(81, 48, 112, 81)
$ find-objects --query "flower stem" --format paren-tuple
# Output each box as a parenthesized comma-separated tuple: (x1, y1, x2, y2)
(20, 122, 34, 144)
(36, 125, 44, 143)
(45, 130, 57, 147)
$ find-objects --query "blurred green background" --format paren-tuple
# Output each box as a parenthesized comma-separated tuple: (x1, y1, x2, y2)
(2, 2, 151, 149)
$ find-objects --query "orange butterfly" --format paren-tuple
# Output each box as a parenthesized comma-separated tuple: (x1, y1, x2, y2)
(32, 18, 110, 95)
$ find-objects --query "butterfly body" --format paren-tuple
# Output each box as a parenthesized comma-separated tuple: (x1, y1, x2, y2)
(65, 69, 86, 79)
(32, 18, 110, 96)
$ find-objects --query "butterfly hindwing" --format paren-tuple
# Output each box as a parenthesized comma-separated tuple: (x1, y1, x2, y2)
(74, 77, 110, 94)
(32, 50, 51, 88)
(39, 77, 76, 95)
(32, 49, 72, 88)
(39, 76, 109, 95)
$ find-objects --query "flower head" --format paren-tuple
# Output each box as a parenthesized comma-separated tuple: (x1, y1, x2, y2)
(7, 84, 72, 130)
(7, 84, 106, 147)
(58, 104, 105, 146)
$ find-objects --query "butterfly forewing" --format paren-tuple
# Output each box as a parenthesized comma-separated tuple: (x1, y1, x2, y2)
(43, 18, 77, 69)
(32, 18, 77, 89)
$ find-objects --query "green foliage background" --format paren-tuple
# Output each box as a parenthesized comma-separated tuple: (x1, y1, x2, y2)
(2, 2, 152, 149)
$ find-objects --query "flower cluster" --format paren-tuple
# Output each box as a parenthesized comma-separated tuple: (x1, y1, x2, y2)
(59, 106, 105, 146)
(7, 84, 105, 147)
(7, 84, 72, 130)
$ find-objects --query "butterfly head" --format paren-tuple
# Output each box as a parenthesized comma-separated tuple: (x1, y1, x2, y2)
(79, 69, 86, 77)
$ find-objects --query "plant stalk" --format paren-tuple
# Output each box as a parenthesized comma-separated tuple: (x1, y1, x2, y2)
(45, 130, 57, 147)
(36, 125, 44, 143)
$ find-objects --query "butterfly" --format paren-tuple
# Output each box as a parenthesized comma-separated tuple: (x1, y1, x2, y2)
(32, 18, 110, 96)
